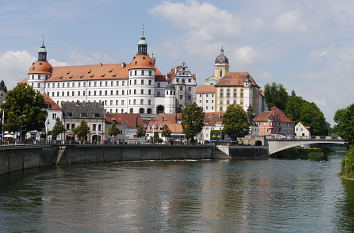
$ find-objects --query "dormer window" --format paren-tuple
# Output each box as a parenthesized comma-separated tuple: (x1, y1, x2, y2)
(81, 113, 88, 118)
(94, 113, 100, 117)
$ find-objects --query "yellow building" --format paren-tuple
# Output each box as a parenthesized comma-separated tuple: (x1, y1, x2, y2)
(214, 72, 265, 115)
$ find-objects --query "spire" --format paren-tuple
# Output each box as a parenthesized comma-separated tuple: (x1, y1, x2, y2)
(221, 43, 224, 53)
(38, 35, 47, 62)
(137, 25, 148, 55)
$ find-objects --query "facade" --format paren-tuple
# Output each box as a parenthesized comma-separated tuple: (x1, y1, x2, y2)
(25, 30, 192, 119)
(203, 46, 229, 86)
(61, 102, 105, 142)
(215, 72, 265, 115)
(295, 122, 311, 137)
(197, 112, 224, 142)
(43, 94, 62, 134)
(105, 113, 144, 142)
(167, 62, 197, 111)
(196, 85, 216, 112)
(252, 106, 294, 137)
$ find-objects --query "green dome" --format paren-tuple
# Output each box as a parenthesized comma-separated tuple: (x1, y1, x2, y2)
(38, 46, 47, 53)
(138, 37, 147, 45)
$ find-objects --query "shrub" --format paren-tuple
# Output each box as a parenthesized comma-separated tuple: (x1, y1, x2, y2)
(342, 147, 354, 178)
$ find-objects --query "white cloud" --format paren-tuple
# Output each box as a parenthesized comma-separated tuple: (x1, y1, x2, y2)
(233, 46, 258, 65)
(0, 50, 35, 88)
(272, 10, 307, 33)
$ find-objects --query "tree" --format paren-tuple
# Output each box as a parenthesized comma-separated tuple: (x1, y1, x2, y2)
(0, 80, 7, 93)
(136, 125, 146, 137)
(333, 103, 354, 145)
(1, 83, 47, 139)
(161, 124, 171, 141)
(72, 120, 90, 142)
(299, 102, 327, 136)
(285, 95, 304, 122)
(222, 104, 250, 141)
(51, 117, 65, 140)
(108, 122, 120, 140)
(264, 82, 288, 110)
(181, 103, 205, 143)
(153, 132, 160, 143)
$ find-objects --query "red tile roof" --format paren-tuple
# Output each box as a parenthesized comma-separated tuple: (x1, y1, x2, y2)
(43, 93, 62, 110)
(28, 61, 53, 75)
(203, 112, 224, 126)
(166, 65, 197, 82)
(215, 72, 259, 88)
(105, 113, 144, 129)
(147, 113, 183, 133)
(253, 106, 293, 123)
(196, 85, 216, 94)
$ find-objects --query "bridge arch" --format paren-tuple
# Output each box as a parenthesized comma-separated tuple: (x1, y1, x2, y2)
(267, 138, 346, 155)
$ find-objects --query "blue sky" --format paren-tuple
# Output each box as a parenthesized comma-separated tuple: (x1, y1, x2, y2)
(1, 0, 354, 124)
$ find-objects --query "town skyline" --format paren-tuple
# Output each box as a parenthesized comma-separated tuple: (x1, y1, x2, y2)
(1, 0, 354, 124)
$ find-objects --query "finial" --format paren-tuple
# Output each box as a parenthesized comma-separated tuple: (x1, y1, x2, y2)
(221, 43, 224, 53)
(142, 24, 145, 37)
(41, 35, 45, 47)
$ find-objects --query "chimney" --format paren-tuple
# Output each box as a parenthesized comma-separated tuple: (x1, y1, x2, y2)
(121, 62, 126, 68)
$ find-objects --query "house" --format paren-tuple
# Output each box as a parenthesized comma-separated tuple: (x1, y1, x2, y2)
(252, 106, 294, 137)
(146, 113, 184, 142)
(196, 85, 216, 112)
(295, 122, 311, 137)
(197, 112, 224, 141)
(43, 94, 63, 139)
(61, 102, 105, 142)
(105, 113, 144, 143)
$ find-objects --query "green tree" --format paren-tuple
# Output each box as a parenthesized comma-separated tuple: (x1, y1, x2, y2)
(136, 125, 146, 137)
(222, 104, 250, 141)
(161, 124, 171, 140)
(333, 103, 354, 145)
(72, 120, 90, 142)
(153, 132, 160, 143)
(51, 117, 65, 140)
(299, 102, 327, 136)
(108, 122, 120, 140)
(264, 82, 288, 110)
(285, 95, 304, 122)
(1, 83, 47, 139)
(0, 80, 7, 93)
(341, 146, 354, 178)
(181, 103, 205, 143)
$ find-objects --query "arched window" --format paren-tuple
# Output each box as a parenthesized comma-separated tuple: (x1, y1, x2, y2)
(156, 105, 164, 114)
(139, 108, 145, 114)
(147, 108, 152, 114)
(129, 108, 134, 113)
(220, 70, 222, 77)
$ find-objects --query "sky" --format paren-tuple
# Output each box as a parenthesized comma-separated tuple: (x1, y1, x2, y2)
(1, 0, 353, 124)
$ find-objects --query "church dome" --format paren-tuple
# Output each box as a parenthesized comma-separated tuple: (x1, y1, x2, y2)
(28, 61, 52, 75)
(215, 46, 228, 64)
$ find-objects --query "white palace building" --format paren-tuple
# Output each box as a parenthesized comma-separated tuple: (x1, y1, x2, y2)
(23, 30, 196, 119)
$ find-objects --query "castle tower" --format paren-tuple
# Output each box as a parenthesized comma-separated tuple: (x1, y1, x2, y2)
(128, 28, 156, 115)
(204, 45, 229, 85)
(164, 83, 176, 113)
(27, 38, 52, 94)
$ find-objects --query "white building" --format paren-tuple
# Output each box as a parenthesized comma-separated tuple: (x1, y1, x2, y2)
(25, 30, 194, 119)
(43, 94, 63, 138)
(196, 85, 216, 112)
(295, 122, 311, 137)
(197, 112, 224, 142)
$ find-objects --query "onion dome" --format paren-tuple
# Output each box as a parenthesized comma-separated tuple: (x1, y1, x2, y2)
(129, 55, 155, 70)
(215, 45, 229, 64)
(28, 61, 53, 74)
(166, 83, 175, 90)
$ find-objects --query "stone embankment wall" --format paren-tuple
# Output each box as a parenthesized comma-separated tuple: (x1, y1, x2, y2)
(0, 145, 218, 176)
(0, 144, 269, 176)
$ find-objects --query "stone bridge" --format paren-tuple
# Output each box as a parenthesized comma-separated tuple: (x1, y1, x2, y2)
(266, 136, 346, 155)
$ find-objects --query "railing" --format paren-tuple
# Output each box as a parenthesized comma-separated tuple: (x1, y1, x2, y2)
(265, 135, 344, 141)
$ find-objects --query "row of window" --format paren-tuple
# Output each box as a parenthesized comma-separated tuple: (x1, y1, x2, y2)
(66, 123, 102, 131)
(219, 93, 244, 98)
(129, 70, 153, 76)
(199, 99, 214, 104)
(219, 100, 244, 105)
(198, 94, 215, 98)
(47, 88, 161, 97)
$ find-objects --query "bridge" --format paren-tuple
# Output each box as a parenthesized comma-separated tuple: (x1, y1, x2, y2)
(265, 136, 347, 155)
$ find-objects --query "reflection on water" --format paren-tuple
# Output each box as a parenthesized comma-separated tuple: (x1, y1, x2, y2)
(0, 151, 353, 233)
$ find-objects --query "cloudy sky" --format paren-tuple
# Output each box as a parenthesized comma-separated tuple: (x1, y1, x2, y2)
(1, 0, 353, 124)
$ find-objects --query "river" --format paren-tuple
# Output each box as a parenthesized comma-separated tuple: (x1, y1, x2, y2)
(0, 150, 353, 233)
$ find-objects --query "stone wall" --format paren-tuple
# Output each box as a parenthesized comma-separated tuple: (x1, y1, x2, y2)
(228, 146, 269, 159)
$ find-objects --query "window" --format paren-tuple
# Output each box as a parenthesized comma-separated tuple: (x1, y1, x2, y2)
(66, 124, 70, 130)
(206, 100, 208, 103)
(116, 100, 118, 105)
(72, 91, 75, 96)
(157, 82, 160, 88)
(52, 113, 56, 119)
(188, 95, 191, 99)
(92, 124, 96, 131)
(105, 90, 107, 96)
(134, 89, 136, 94)
(141, 79, 144, 85)
(121, 100, 124, 105)
(122, 90, 125, 95)
(81, 113, 88, 118)
(134, 70, 137, 75)
(199, 100, 202, 103)
(148, 99, 151, 105)
(220, 107, 223, 111)
(71, 124, 75, 129)
(134, 80, 137, 85)
(140, 99, 143, 105)
(94, 91, 96, 96)
(149, 80, 152, 85)
(83, 91, 85, 96)
(116, 90, 119, 95)
(148, 89, 151, 95)
(111, 90, 113, 95)
(149, 71, 152, 76)
(133, 99, 136, 105)
(122, 81, 125, 86)
(78, 91, 80, 96)
(157, 91, 160, 97)
(141, 89, 144, 94)
(180, 95, 183, 99)
(220, 100, 223, 104)
(188, 87, 191, 91)
(180, 87, 183, 91)
(67, 91, 70, 96)
(98, 124, 102, 131)
(99, 91, 102, 96)
(142, 70, 144, 75)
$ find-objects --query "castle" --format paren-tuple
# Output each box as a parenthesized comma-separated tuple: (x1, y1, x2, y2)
(24, 30, 196, 119)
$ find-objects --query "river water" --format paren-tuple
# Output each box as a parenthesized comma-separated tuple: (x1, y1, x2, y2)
(0, 150, 353, 233)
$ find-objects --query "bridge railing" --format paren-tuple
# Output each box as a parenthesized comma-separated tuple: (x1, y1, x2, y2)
(265, 135, 344, 141)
